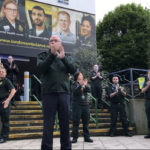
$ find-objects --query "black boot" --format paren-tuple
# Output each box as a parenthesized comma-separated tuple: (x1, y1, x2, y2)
(125, 132, 132, 137)
(71, 138, 77, 143)
(144, 134, 150, 138)
(84, 138, 93, 143)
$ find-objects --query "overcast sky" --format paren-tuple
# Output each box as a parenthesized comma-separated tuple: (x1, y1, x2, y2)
(95, 0, 150, 24)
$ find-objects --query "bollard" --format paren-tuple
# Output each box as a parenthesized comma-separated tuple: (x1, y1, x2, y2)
(24, 71, 30, 101)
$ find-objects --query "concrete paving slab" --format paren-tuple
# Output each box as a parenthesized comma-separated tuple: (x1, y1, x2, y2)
(0, 135, 150, 149)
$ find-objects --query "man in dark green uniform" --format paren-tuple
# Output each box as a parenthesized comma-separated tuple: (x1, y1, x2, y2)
(0, 67, 16, 143)
(90, 64, 103, 109)
(141, 70, 150, 138)
(37, 35, 76, 150)
(109, 75, 132, 137)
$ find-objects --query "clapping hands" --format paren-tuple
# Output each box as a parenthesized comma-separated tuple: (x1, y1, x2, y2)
(57, 45, 65, 59)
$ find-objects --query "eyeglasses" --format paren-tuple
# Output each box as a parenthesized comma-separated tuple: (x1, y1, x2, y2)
(5, 8, 18, 13)
(49, 39, 60, 43)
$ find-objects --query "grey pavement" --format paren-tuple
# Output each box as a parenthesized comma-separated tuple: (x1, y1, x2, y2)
(0, 135, 150, 149)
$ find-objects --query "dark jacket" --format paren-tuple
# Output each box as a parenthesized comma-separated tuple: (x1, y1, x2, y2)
(108, 84, 126, 104)
(79, 34, 96, 48)
(0, 17, 26, 35)
(5, 61, 19, 85)
(0, 77, 14, 100)
(29, 26, 51, 39)
(90, 71, 103, 87)
(143, 79, 150, 100)
(72, 82, 90, 105)
(37, 50, 76, 94)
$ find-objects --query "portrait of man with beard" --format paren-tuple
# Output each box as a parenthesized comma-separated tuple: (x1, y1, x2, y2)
(28, 6, 51, 39)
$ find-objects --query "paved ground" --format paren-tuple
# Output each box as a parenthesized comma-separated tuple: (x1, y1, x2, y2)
(0, 135, 150, 149)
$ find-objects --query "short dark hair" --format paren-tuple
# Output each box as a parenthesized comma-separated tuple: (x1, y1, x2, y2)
(74, 72, 81, 81)
(112, 74, 119, 78)
(32, 6, 46, 16)
(81, 15, 95, 34)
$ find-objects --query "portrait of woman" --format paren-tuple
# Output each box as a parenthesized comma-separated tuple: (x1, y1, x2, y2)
(78, 15, 96, 47)
(0, 0, 25, 35)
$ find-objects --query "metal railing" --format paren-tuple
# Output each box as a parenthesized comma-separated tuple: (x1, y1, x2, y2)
(88, 93, 98, 129)
(88, 93, 111, 129)
(30, 74, 59, 131)
(30, 74, 42, 107)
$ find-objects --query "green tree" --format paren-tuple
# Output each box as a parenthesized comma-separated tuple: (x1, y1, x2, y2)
(74, 48, 99, 78)
(96, 3, 150, 72)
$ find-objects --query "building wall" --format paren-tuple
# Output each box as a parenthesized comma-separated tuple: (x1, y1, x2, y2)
(35, 0, 95, 14)
(0, 0, 96, 57)
(132, 98, 148, 134)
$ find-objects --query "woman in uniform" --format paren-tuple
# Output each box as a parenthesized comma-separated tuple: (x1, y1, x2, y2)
(0, 0, 25, 34)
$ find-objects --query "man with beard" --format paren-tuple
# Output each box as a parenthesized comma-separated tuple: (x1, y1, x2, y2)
(109, 75, 132, 137)
(28, 6, 51, 38)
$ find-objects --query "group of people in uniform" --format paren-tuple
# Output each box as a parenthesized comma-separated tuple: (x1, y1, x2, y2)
(37, 35, 134, 150)
(0, 35, 150, 150)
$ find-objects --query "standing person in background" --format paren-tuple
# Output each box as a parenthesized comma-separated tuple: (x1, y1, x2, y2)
(5, 56, 19, 106)
(37, 35, 76, 150)
(71, 72, 93, 143)
(141, 70, 150, 138)
(0, 67, 16, 143)
(109, 75, 132, 137)
(90, 64, 103, 109)
(0, 0, 26, 35)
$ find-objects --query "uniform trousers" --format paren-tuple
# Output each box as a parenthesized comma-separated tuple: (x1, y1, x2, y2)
(72, 103, 90, 140)
(110, 102, 129, 134)
(145, 100, 150, 134)
(91, 85, 102, 107)
(0, 102, 11, 140)
(41, 93, 71, 150)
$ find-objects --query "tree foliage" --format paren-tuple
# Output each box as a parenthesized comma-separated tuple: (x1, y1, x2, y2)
(74, 48, 99, 78)
(96, 3, 150, 72)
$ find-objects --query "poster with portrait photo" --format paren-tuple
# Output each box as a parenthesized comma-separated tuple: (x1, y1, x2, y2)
(26, 0, 52, 40)
(0, 0, 26, 36)
(52, 7, 77, 44)
(76, 14, 96, 49)
(0, 0, 96, 57)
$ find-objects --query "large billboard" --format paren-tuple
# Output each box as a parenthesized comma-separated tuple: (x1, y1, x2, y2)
(0, 0, 96, 57)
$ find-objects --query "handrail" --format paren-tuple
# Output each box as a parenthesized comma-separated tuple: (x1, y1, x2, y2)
(87, 93, 98, 129)
(31, 74, 59, 131)
(32, 94, 42, 108)
(55, 113, 58, 131)
(32, 74, 42, 85)
(101, 97, 111, 107)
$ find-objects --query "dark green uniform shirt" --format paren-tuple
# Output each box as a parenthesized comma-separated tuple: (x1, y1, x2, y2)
(90, 71, 103, 87)
(0, 78, 14, 101)
(72, 82, 90, 105)
(109, 84, 126, 103)
(0, 17, 26, 35)
(37, 50, 76, 94)
(143, 79, 150, 100)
